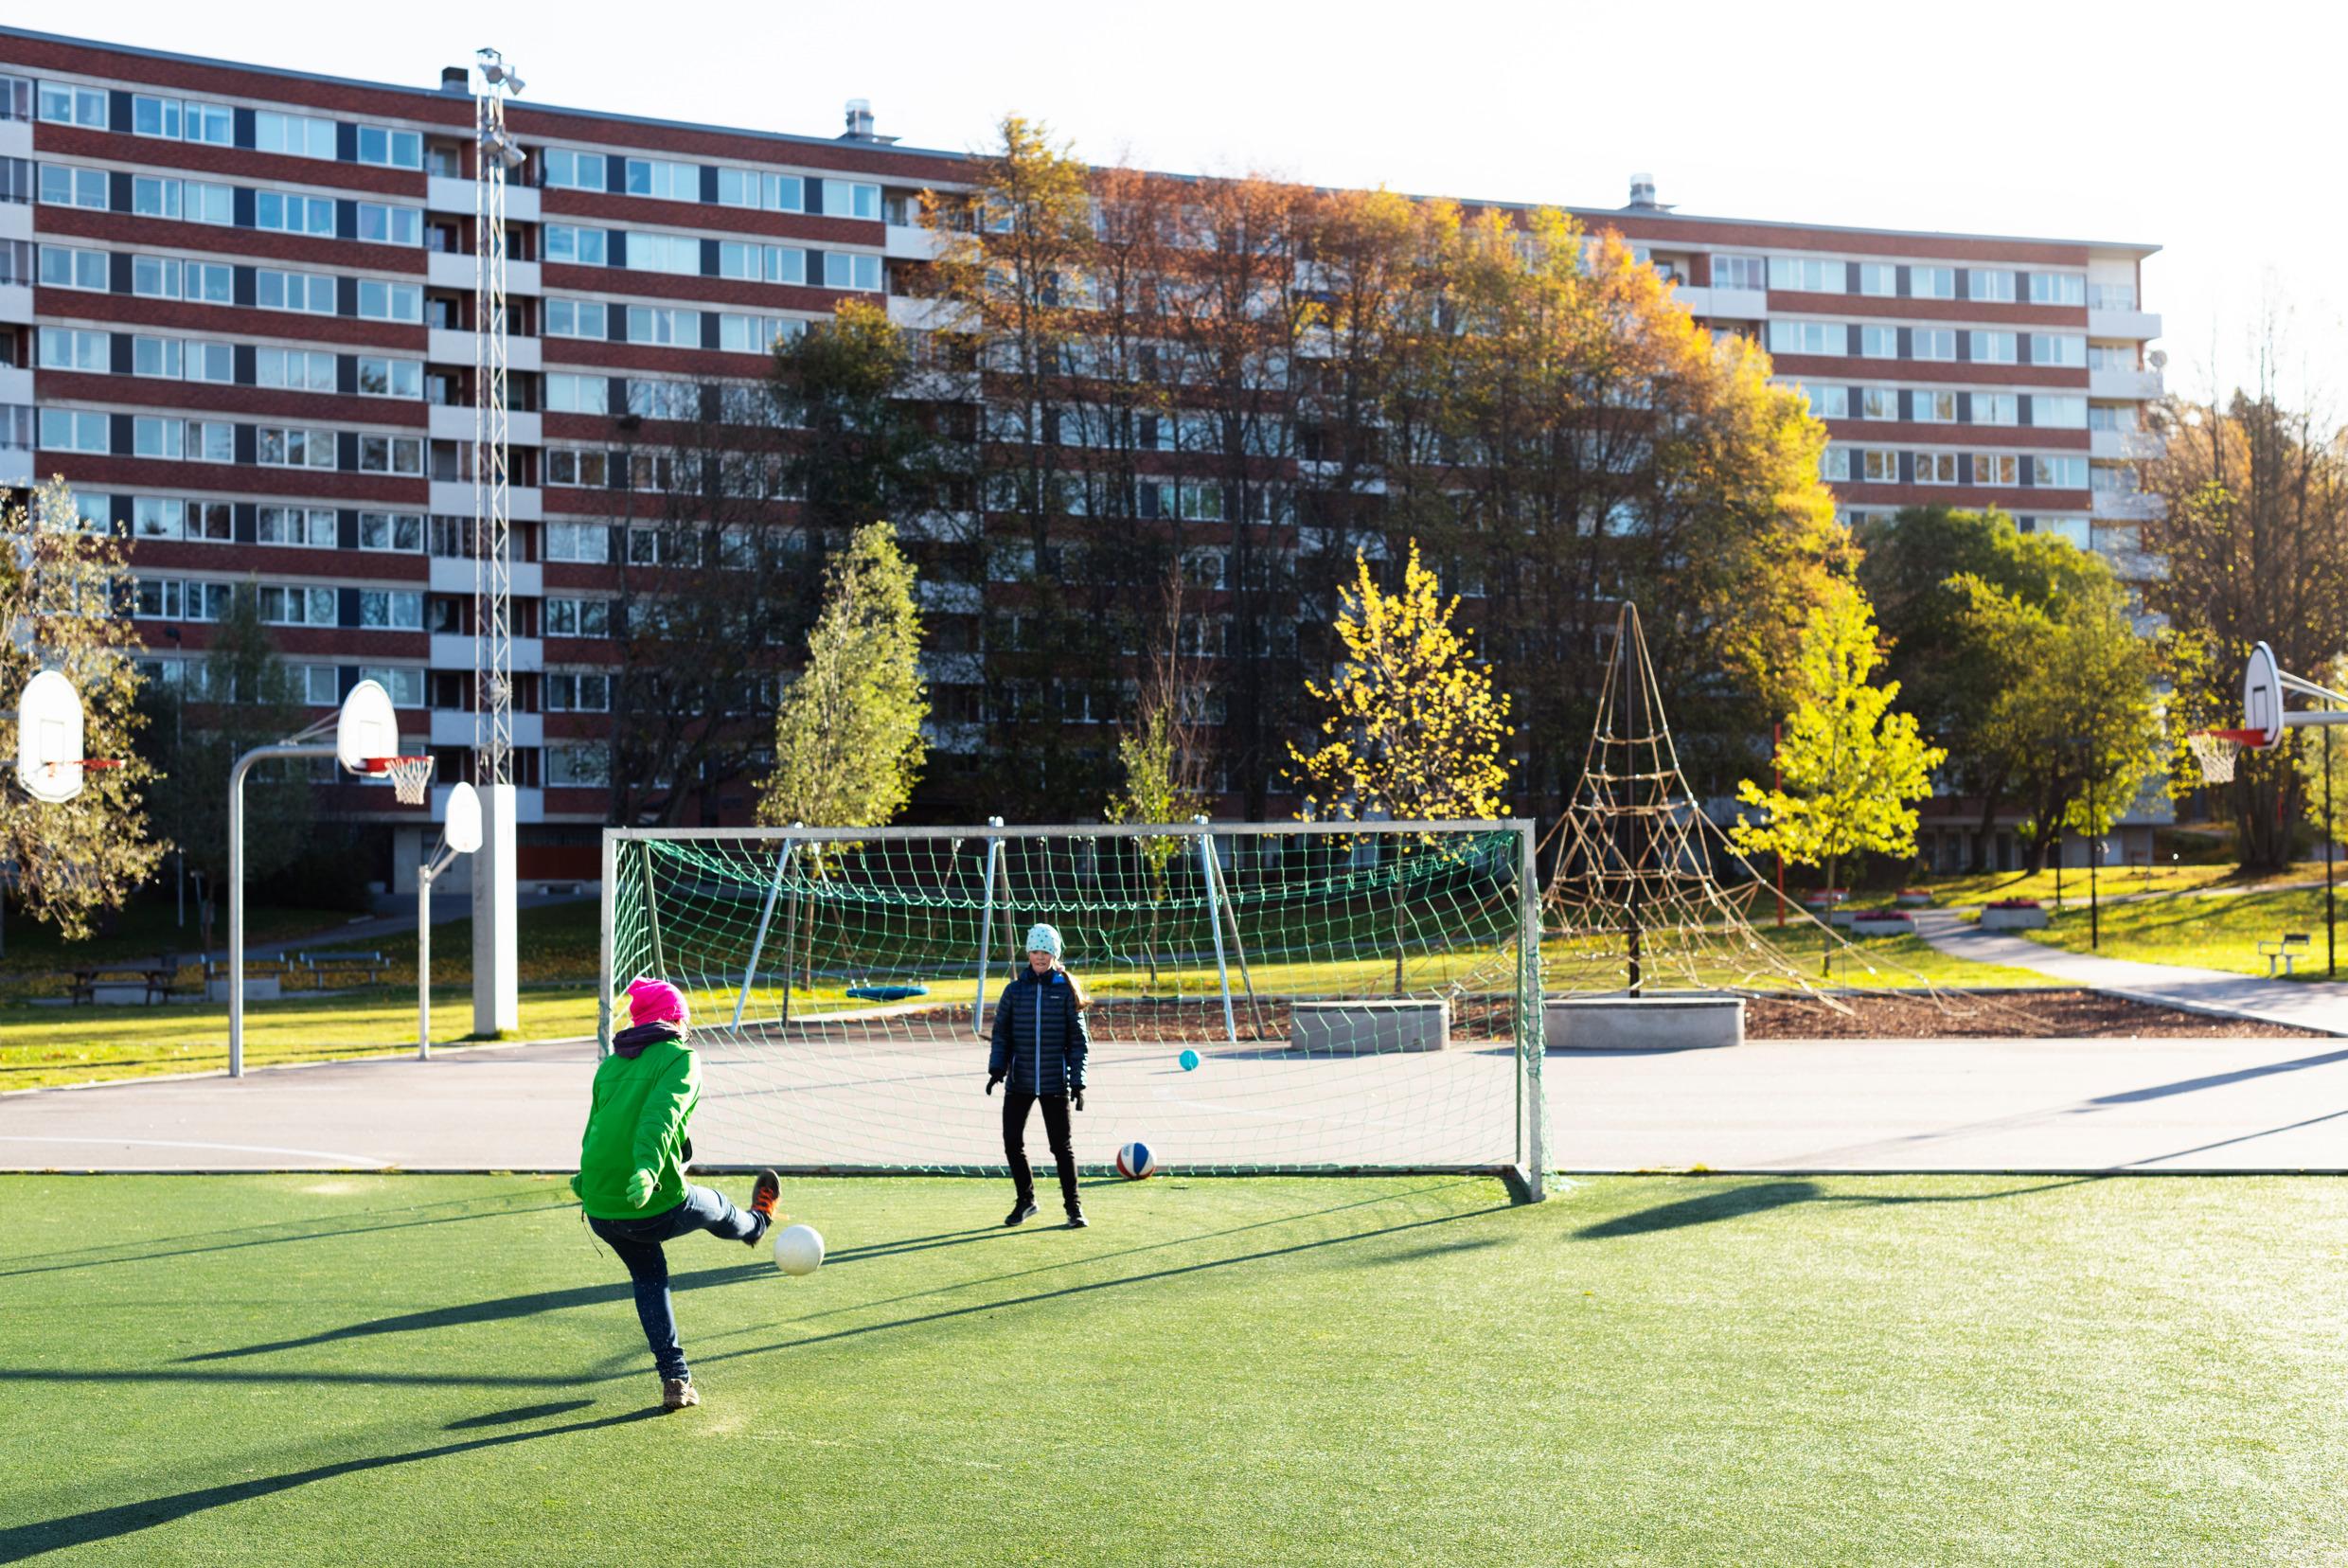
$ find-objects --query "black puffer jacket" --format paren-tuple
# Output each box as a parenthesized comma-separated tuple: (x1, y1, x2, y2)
(987, 968, 1090, 1096)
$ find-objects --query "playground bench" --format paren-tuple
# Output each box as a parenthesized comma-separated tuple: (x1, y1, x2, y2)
(294, 950, 388, 987)
(2258, 934, 2311, 977)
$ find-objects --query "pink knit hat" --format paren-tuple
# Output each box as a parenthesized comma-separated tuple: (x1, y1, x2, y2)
(626, 977, 688, 1028)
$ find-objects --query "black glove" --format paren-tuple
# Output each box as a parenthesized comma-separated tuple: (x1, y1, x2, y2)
(986, 1073, 1003, 1096)
(1072, 1088, 1085, 1113)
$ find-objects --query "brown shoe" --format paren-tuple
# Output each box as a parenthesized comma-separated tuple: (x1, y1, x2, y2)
(661, 1377, 699, 1412)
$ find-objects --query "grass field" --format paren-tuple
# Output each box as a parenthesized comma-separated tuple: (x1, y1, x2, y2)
(3, 1173, 2341, 1564)
(2021, 883, 2348, 980)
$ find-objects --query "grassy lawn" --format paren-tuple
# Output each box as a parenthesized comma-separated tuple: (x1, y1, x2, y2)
(2021, 884, 2348, 980)
(1892, 860, 2339, 910)
(0, 1173, 2339, 1563)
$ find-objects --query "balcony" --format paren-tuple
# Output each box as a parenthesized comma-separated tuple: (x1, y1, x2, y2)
(888, 295, 961, 331)
(2090, 428, 2165, 461)
(2088, 307, 2161, 341)
(431, 480, 543, 521)
(430, 403, 541, 447)
(428, 554, 543, 597)
(0, 447, 28, 488)
(427, 175, 539, 223)
(0, 366, 28, 407)
(431, 708, 544, 749)
(431, 632, 543, 672)
(0, 202, 27, 244)
(428, 251, 543, 295)
(884, 223, 946, 261)
(0, 282, 28, 327)
(1674, 284, 1767, 321)
(2088, 365, 2162, 401)
(430, 326, 541, 373)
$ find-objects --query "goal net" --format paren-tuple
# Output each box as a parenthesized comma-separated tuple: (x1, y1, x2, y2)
(602, 823, 1543, 1189)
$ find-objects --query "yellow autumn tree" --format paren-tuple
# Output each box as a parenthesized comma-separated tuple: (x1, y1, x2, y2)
(1289, 540, 1514, 823)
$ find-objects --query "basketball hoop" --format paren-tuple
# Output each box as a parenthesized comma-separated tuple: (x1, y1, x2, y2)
(365, 755, 437, 806)
(2189, 728, 2266, 785)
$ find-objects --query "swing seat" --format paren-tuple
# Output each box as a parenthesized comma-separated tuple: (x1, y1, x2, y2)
(846, 984, 929, 1002)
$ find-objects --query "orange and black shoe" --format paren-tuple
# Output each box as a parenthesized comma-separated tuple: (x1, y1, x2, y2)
(746, 1168, 781, 1245)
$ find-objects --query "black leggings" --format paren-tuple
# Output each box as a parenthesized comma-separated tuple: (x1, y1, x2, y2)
(1002, 1087, 1077, 1209)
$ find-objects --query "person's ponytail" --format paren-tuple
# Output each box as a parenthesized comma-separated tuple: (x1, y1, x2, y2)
(1054, 961, 1090, 1011)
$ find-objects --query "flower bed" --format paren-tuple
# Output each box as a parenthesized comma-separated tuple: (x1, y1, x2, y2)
(1850, 909, 1917, 936)
(1981, 898, 2048, 932)
(1894, 888, 1932, 908)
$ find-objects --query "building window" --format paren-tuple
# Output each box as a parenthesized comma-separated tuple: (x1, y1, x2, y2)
(1859, 449, 1896, 483)
(132, 256, 187, 301)
(187, 342, 234, 383)
(40, 408, 109, 453)
(254, 111, 337, 160)
(1858, 262, 1897, 297)
(545, 672, 612, 711)
(1910, 266, 1955, 299)
(256, 347, 338, 392)
(1969, 330, 2018, 365)
(258, 269, 338, 314)
(545, 224, 608, 265)
(132, 417, 187, 459)
(719, 313, 807, 352)
(38, 327, 106, 371)
(1797, 383, 1848, 419)
(2032, 394, 2088, 429)
(2088, 404, 2136, 433)
(2033, 454, 2090, 489)
(626, 306, 697, 345)
(544, 520, 612, 561)
(355, 126, 423, 169)
(2029, 273, 2087, 306)
(257, 506, 337, 546)
(624, 232, 702, 275)
(1911, 329, 1955, 361)
(542, 150, 607, 191)
(822, 252, 881, 292)
(544, 298, 609, 339)
(258, 584, 338, 625)
(546, 744, 609, 787)
(1913, 452, 1959, 484)
(37, 81, 107, 128)
(358, 590, 424, 630)
(1767, 255, 1840, 293)
(1968, 268, 2016, 303)
(38, 245, 107, 293)
(543, 449, 610, 488)
(1856, 387, 1896, 420)
(1858, 325, 1899, 359)
(822, 180, 880, 221)
(544, 597, 612, 636)
(1820, 447, 1851, 481)
(38, 164, 106, 209)
(1712, 254, 1766, 291)
(1976, 453, 2019, 486)
(1767, 320, 1843, 356)
(357, 279, 423, 323)
(254, 190, 335, 237)
(256, 425, 339, 469)
(624, 158, 698, 201)
(624, 380, 697, 420)
(2031, 333, 2087, 367)
(131, 336, 182, 380)
(358, 435, 425, 474)
(544, 372, 610, 415)
(185, 260, 232, 303)
(357, 511, 423, 551)
(356, 356, 423, 399)
(133, 95, 232, 145)
(355, 203, 423, 246)
(1912, 389, 1958, 423)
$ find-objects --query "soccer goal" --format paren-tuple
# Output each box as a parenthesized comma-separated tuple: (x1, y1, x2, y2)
(602, 822, 1545, 1198)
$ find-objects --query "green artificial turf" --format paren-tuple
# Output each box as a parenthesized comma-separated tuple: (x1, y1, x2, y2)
(2, 1173, 2342, 1564)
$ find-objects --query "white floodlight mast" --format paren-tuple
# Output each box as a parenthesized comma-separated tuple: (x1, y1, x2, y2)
(473, 47, 517, 782)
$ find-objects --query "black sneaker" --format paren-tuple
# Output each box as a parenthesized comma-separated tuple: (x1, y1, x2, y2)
(746, 1169, 781, 1246)
(1065, 1206, 1089, 1230)
(1005, 1197, 1039, 1227)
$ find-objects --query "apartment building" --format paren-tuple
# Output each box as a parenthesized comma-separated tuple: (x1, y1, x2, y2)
(0, 28, 2164, 881)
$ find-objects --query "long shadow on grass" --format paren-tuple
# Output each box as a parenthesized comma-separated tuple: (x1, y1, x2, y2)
(181, 1261, 770, 1362)
(1574, 1177, 2095, 1239)
(0, 1197, 577, 1280)
(0, 1404, 658, 1559)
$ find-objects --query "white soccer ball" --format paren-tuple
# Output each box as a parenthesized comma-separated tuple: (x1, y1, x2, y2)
(773, 1222, 826, 1276)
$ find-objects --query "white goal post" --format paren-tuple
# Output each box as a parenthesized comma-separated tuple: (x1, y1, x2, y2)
(600, 821, 1545, 1200)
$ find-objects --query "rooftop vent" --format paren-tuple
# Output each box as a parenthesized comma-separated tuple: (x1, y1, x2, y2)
(839, 98, 898, 145)
(440, 65, 470, 95)
(1626, 172, 1673, 212)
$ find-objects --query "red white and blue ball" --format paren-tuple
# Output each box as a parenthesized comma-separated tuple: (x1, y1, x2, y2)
(1115, 1142, 1156, 1180)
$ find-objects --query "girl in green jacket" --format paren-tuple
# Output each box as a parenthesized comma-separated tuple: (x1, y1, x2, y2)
(575, 977, 779, 1412)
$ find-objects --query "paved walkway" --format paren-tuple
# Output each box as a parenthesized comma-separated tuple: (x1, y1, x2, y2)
(1914, 911, 2348, 1035)
(4, 1028, 2344, 1173)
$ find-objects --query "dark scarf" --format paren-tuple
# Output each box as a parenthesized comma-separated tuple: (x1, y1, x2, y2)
(613, 1020, 684, 1059)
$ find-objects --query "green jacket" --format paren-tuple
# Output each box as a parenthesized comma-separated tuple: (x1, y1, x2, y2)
(571, 1025, 701, 1219)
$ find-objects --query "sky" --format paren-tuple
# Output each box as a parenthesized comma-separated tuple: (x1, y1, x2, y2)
(34, 0, 2348, 411)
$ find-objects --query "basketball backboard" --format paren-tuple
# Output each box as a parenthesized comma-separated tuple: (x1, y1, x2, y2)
(16, 670, 84, 804)
(336, 679, 400, 774)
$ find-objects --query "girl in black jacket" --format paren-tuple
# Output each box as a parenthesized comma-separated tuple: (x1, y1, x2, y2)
(986, 922, 1092, 1228)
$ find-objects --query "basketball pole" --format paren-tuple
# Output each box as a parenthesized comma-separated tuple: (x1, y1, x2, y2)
(227, 739, 338, 1079)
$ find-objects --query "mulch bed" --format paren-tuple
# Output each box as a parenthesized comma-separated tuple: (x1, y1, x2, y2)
(1745, 989, 2328, 1040)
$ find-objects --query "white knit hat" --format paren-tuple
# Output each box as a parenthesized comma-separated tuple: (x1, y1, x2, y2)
(1025, 923, 1063, 957)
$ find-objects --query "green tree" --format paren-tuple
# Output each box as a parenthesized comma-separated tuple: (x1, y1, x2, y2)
(756, 521, 929, 834)
(0, 479, 168, 943)
(1288, 541, 1513, 824)
(1733, 591, 1945, 941)
(141, 579, 310, 953)
(773, 298, 950, 554)
(1106, 572, 1210, 982)
(2293, 657, 2348, 854)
